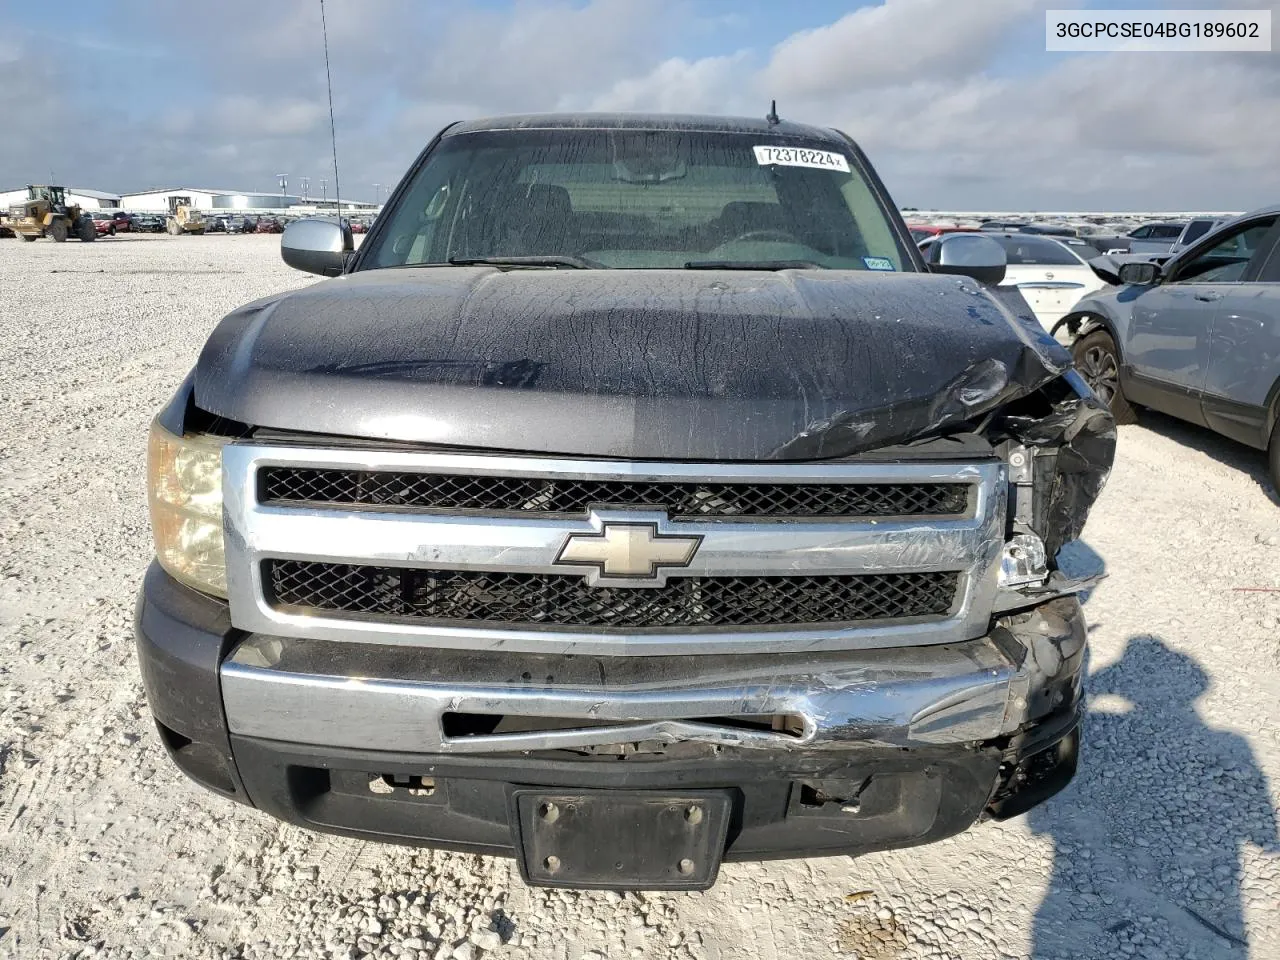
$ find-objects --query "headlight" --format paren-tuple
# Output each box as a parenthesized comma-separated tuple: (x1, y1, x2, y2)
(147, 420, 228, 597)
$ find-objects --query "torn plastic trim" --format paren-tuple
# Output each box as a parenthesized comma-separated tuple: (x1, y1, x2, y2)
(989, 595, 1088, 725)
(219, 597, 1086, 756)
(992, 369, 1117, 558)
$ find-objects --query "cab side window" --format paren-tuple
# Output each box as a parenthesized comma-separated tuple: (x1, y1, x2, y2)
(1175, 217, 1277, 284)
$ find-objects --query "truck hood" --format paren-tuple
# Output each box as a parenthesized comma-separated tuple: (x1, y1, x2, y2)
(195, 267, 1069, 461)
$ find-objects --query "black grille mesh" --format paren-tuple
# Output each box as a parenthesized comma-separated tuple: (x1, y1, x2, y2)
(266, 560, 959, 630)
(259, 468, 968, 519)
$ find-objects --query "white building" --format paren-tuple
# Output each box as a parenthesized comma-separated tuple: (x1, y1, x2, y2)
(120, 187, 305, 213)
(0, 186, 122, 210)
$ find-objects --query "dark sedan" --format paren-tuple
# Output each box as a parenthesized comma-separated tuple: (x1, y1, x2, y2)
(130, 214, 166, 233)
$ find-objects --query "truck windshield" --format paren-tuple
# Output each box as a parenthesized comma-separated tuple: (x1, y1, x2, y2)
(362, 129, 910, 271)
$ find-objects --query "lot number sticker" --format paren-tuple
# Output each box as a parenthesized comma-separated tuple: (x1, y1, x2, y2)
(753, 145, 850, 172)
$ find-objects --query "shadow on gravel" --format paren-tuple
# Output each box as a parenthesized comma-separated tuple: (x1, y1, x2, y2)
(1133, 410, 1279, 506)
(1030, 635, 1279, 959)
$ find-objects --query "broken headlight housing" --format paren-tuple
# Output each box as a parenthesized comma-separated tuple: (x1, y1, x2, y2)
(992, 370, 1116, 573)
(147, 420, 228, 598)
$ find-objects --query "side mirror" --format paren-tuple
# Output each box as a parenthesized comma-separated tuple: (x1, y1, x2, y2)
(926, 233, 1007, 285)
(1118, 261, 1160, 286)
(281, 217, 354, 276)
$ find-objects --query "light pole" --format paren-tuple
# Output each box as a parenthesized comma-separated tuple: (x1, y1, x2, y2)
(300, 177, 310, 202)
(276, 173, 288, 205)
(373, 183, 381, 207)
(320, 179, 328, 206)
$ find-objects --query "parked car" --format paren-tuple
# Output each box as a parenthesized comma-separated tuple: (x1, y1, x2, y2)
(920, 232, 1107, 334)
(227, 215, 258, 234)
(254, 217, 284, 234)
(1075, 223, 1131, 254)
(131, 213, 166, 233)
(92, 210, 133, 234)
(1064, 207, 1280, 488)
(1017, 224, 1076, 238)
(206, 216, 228, 233)
(135, 111, 1114, 891)
(1125, 221, 1188, 255)
(1058, 237, 1103, 259)
(1169, 217, 1231, 254)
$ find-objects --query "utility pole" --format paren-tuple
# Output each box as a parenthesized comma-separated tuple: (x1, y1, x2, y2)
(373, 183, 381, 205)
(277, 173, 288, 203)
(300, 176, 310, 202)
(320, 178, 328, 205)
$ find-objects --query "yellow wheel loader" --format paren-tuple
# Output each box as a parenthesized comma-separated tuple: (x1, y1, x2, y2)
(8, 185, 96, 242)
(165, 202, 205, 236)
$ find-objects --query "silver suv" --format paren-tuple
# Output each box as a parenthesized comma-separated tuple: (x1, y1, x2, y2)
(1127, 217, 1230, 257)
(1065, 206, 1280, 490)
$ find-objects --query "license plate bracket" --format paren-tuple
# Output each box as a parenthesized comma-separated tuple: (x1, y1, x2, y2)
(510, 789, 732, 890)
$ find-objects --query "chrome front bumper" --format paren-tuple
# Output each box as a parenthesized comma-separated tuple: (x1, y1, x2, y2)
(219, 597, 1086, 755)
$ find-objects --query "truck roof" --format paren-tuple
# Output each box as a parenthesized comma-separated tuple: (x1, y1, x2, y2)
(443, 112, 847, 144)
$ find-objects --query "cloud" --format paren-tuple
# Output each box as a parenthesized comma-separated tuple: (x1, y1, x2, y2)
(586, 53, 749, 113)
(210, 96, 327, 138)
(1, 0, 1278, 210)
(414, 0, 670, 111)
(762, 0, 1045, 94)
(564, 0, 1280, 209)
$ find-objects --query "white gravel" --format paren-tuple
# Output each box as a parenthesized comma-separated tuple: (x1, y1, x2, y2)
(1, 234, 1277, 960)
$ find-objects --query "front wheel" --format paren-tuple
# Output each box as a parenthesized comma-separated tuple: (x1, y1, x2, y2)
(77, 217, 96, 242)
(48, 219, 69, 242)
(20, 233, 38, 243)
(1073, 329, 1136, 424)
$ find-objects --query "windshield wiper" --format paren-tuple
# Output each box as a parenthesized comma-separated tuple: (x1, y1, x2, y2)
(683, 259, 826, 271)
(448, 255, 601, 269)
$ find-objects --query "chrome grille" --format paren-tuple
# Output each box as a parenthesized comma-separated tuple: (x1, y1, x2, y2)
(223, 445, 1007, 655)
(259, 467, 969, 518)
(266, 560, 959, 630)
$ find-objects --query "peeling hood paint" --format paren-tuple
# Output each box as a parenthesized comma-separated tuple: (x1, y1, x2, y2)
(194, 266, 1070, 460)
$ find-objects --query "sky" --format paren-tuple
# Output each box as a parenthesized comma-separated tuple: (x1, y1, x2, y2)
(1, 0, 1277, 210)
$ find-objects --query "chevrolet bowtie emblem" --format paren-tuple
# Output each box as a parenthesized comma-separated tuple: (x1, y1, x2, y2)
(556, 521, 702, 587)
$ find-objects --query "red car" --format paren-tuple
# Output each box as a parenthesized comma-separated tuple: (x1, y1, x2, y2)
(91, 211, 133, 235)
(255, 217, 284, 234)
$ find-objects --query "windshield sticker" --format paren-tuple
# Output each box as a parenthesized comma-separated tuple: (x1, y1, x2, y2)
(863, 257, 895, 271)
(753, 145, 850, 173)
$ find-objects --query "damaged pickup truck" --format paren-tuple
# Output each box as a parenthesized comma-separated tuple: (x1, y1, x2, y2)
(136, 113, 1114, 890)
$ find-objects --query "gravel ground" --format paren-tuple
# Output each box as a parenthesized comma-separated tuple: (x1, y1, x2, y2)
(1, 234, 1278, 960)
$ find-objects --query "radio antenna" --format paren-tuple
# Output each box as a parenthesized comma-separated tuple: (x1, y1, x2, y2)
(766, 99, 780, 125)
(320, 0, 342, 216)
